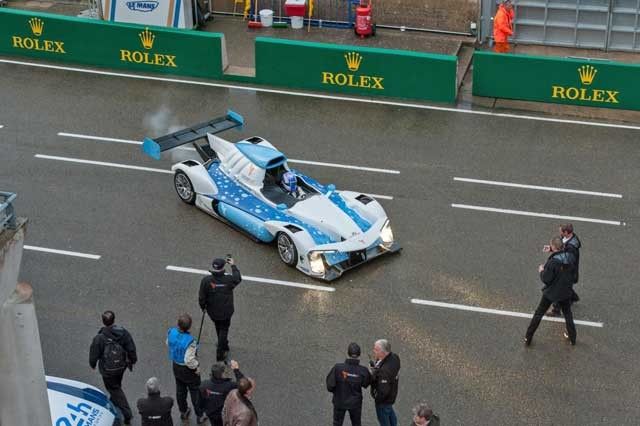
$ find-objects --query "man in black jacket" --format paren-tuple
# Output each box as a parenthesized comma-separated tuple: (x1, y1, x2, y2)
(551, 223, 582, 314)
(199, 360, 245, 426)
(369, 339, 400, 426)
(199, 256, 242, 362)
(89, 310, 137, 425)
(525, 237, 577, 346)
(137, 377, 174, 426)
(326, 343, 371, 426)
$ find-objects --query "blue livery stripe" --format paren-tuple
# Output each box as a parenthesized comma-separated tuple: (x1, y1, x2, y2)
(173, 0, 181, 27)
(328, 192, 371, 232)
(110, 0, 117, 20)
(208, 163, 334, 245)
(47, 381, 119, 417)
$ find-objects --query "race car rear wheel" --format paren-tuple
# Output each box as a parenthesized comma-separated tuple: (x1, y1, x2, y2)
(174, 171, 196, 205)
(277, 232, 298, 267)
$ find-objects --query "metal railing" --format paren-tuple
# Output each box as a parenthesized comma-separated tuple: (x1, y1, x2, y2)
(0, 191, 17, 232)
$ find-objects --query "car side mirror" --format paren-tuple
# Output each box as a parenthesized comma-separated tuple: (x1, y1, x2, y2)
(277, 203, 287, 211)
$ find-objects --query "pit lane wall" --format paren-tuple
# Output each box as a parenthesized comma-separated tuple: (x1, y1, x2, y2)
(473, 50, 640, 111)
(0, 8, 225, 79)
(254, 37, 458, 103)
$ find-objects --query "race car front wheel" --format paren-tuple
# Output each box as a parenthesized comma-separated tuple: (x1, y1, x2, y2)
(277, 232, 298, 267)
(174, 171, 196, 205)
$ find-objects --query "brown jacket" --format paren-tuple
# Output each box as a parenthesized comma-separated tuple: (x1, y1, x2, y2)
(222, 390, 257, 426)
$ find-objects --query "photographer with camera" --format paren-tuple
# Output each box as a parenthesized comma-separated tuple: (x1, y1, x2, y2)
(198, 255, 242, 362)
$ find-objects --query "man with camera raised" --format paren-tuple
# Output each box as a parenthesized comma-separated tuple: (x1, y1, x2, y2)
(199, 255, 242, 362)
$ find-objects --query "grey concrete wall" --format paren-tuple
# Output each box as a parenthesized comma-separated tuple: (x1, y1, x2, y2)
(213, 0, 479, 33)
(0, 221, 52, 426)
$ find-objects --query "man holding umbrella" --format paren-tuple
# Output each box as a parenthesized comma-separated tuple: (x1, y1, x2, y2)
(199, 255, 243, 362)
(166, 314, 207, 424)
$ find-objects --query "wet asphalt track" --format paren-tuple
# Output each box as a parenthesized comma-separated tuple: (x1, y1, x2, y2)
(2, 60, 640, 425)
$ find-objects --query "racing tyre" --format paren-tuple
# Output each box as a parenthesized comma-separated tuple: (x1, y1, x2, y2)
(174, 171, 196, 205)
(277, 232, 298, 267)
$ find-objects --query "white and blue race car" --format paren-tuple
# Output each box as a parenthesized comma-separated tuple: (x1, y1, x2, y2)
(142, 111, 400, 281)
(48, 375, 121, 425)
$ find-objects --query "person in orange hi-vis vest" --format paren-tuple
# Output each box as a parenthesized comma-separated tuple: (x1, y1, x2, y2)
(493, 0, 514, 53)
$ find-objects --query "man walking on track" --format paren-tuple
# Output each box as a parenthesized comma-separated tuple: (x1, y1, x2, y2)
(525, 236, 578, 346)
(89, 310, 137, 425)
(199, 255, 242, 362)
(166, 313, 207, 424)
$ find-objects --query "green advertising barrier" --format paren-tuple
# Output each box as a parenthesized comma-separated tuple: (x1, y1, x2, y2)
(473, 50, 640, 111)
(0, 8, 224, 79)
(255, 37, 457, 103)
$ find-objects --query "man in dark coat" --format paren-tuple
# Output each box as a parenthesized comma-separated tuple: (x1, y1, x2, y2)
(525, 236, 577, 346)
(199, 256, 242, 362)
(137, 377, 174, 426)
(551, 223, 582, 314)
(370, 339, 401, 426)
(89, 310, 137, 425)
(200, 360, 245, 426)
(326, 342, 371, 426)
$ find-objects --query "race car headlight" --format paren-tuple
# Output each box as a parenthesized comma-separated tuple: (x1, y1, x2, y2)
(308, 251, 326, 275)
(380, 220, 394, 247)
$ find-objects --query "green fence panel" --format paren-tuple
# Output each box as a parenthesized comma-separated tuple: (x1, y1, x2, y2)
(0, 8, 224, 78)
(255, 37, 457, 103)
(473, 50, 640, 111)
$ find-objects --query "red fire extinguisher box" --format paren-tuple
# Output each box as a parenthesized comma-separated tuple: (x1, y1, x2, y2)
(285, 0, 306, 16)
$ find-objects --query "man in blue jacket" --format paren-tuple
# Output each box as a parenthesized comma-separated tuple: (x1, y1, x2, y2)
(166, 314, 207, 424)
(525, 236, 577, 346)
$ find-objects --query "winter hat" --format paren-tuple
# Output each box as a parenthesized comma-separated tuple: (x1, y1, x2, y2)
(211, 258, 226, 272)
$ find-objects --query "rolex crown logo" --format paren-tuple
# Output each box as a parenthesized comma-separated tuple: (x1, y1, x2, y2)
(139, 27, 155, 50)
(28, 17, 44, 36)
(578, 65, 597, 86)
(344, 52, 363, 72)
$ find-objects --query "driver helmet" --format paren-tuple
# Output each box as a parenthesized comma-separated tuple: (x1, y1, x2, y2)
(282, 171, 298, 193)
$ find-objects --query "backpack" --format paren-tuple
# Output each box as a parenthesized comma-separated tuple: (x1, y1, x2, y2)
(102, 334, 127, 372)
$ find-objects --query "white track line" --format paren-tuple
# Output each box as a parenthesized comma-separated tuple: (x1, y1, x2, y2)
(35, 154, 173, 174)
(166, 265, 335, 292)
(35, 154, 394, 199)
(453, 177, 622, 199)
(3, 58, 639, 131)
(366, 193, 393, 200)
(58, 132, 141, 146)
(57, 132, 195, 151)
(23, 245, 101, 260)
(57, 132, 400, 175)
(411, 298, 603, 328)
(451, 203, 622, 226)
(287, 159, 400, 175)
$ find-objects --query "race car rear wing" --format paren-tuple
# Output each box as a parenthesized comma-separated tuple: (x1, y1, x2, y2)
(142, 110, 244, 160)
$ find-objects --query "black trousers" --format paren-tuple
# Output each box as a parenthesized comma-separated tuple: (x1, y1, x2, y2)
(526, 295, 576, 344)
(209, 415, 223, 426)
(102, 371, 132, 422)
(333, 405, 362, 426)
(214, 318, 231, 360)
(172, 362, 203, 417)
